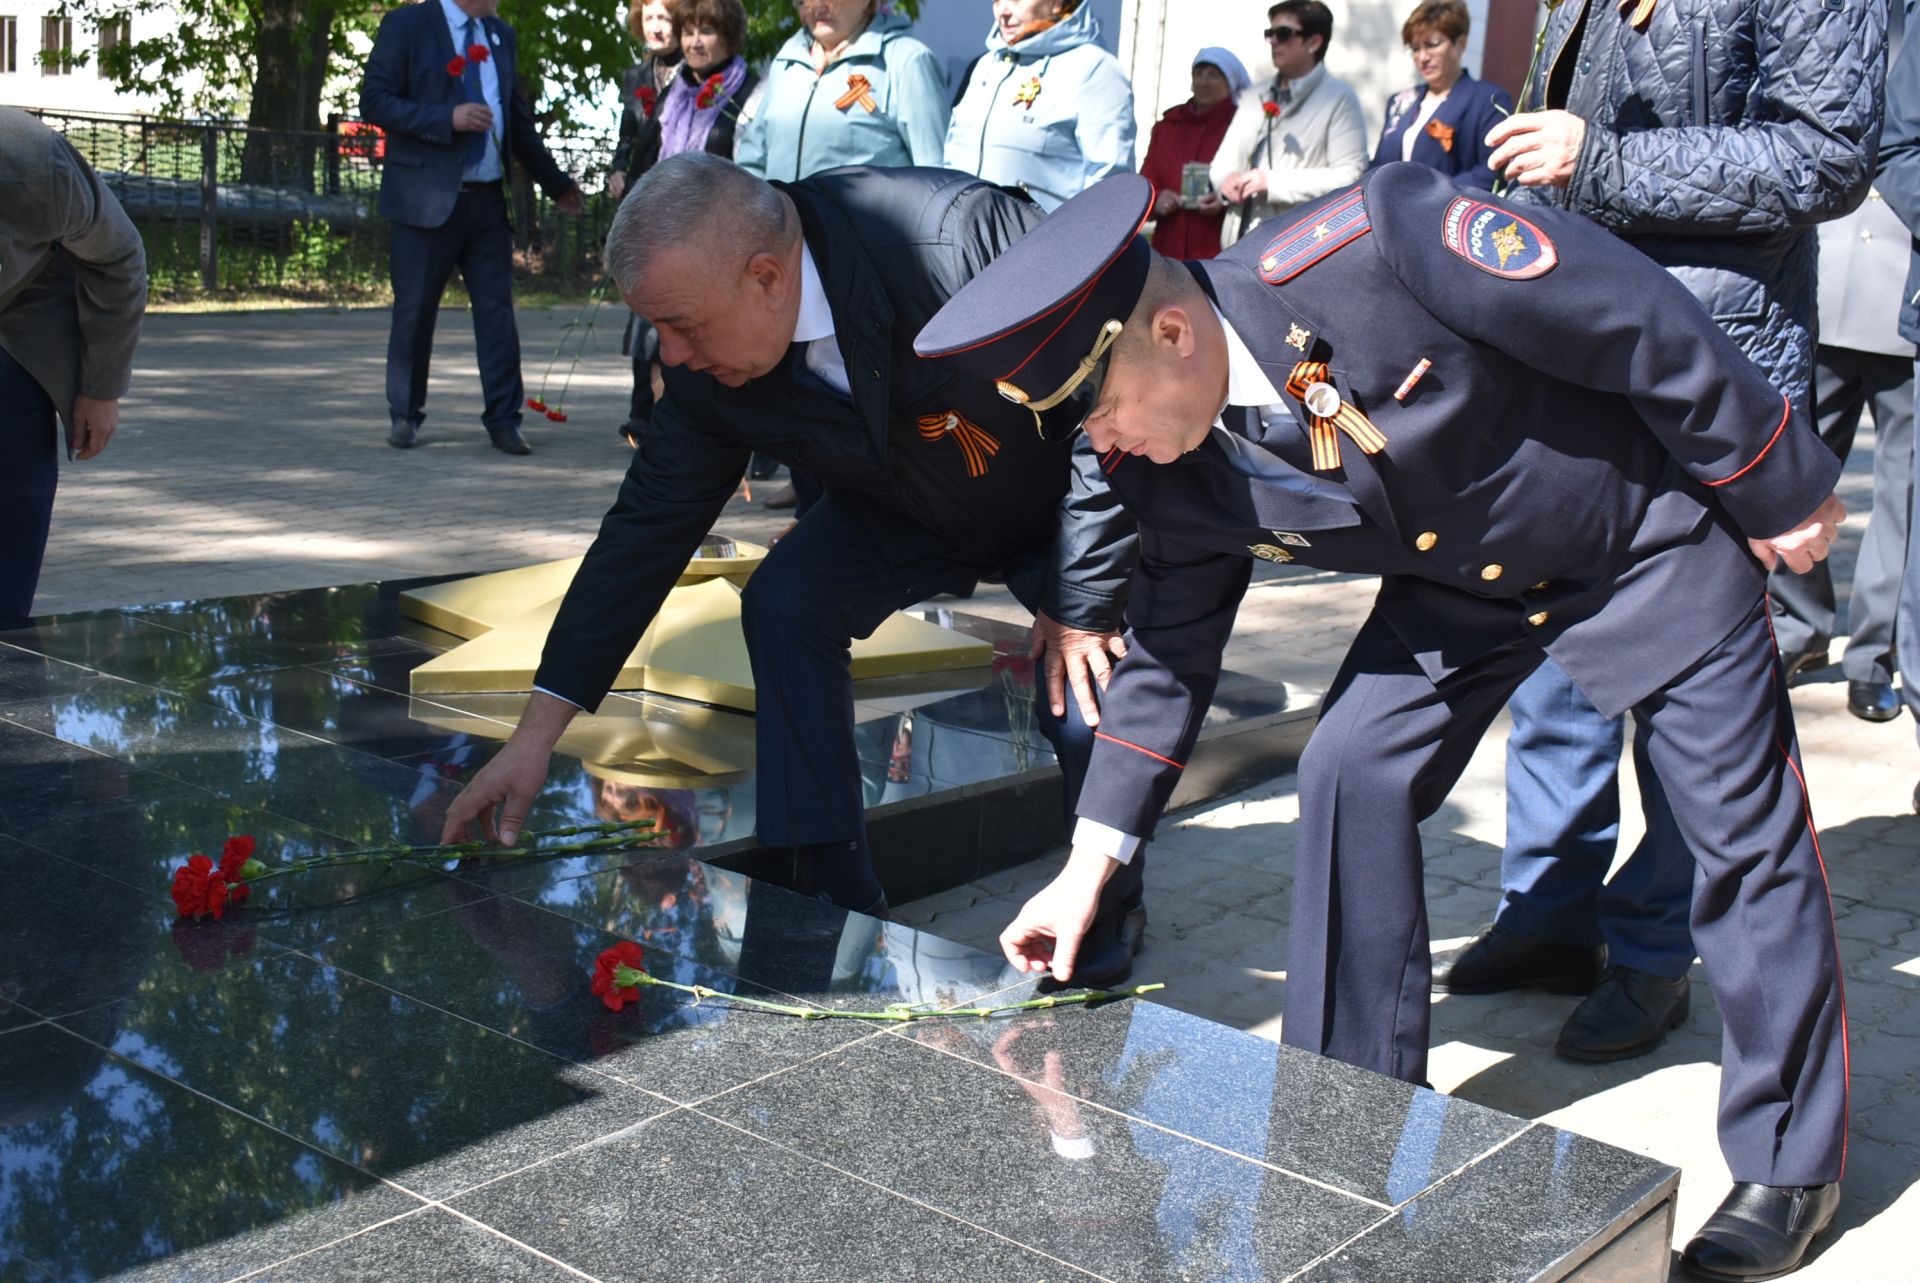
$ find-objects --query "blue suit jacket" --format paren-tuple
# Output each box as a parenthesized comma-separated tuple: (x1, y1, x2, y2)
(1074, 163, 1839, 837)
(358, 1, 574, 229)
(1365, 73, 1512, 192)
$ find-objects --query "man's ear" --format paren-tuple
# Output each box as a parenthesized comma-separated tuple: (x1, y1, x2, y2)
(1154, 304, 1200, 360)
(744, 250, 789, 305)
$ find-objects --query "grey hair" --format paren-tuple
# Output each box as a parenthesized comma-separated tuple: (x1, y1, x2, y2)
(603, 153, 797, 294)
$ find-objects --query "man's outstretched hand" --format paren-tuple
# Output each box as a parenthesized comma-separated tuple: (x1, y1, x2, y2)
(1030, 610, 1128, 727)
(1751, 492, 1846, 574)
(998, 848, 1117, 983)
(439, 691, 578, 846)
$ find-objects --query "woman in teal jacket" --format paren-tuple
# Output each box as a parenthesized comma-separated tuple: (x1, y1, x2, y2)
(735, 1, 950, 183)
(943, 0, 1135, 211)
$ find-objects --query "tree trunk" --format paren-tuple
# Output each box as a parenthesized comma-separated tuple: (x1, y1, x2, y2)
(241, 0, 337, 189)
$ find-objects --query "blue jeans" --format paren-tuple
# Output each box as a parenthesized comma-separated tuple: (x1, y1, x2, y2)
(1495, 658, 1696, 978)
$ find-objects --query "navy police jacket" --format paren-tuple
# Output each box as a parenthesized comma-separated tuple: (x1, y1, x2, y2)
(535, 167, 1134, 711)
(1078, 162, 1840, 838)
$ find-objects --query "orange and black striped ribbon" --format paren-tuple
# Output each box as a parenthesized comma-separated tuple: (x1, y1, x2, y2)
(836, 74, 879, 113)
(1617, 0, 1655, 27)
(1286, 361, 1386, 472)
(918, 410, 1000, 478)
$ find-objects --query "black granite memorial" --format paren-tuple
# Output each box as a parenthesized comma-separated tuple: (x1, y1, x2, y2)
(0, 582, 1678, 1281)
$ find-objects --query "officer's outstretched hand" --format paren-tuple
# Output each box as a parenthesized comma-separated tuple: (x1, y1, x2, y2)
(440, 691, 579, 847)
(1031, 610, 1129, 727)
(999, 848, 1116, 983)
(1751, 493, 1847, 575)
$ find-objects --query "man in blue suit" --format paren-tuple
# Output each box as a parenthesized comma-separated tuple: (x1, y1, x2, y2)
(360, 0, 584, 456)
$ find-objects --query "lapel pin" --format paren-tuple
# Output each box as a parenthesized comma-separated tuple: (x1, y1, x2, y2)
(1286, 323, 1312, 350)
(1393, 358, 1431, 401)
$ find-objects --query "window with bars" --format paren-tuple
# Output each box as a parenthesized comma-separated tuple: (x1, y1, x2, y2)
(0, 17, 18, 74)
(96, 14, 127, 76)
(41, 13, 72, 75)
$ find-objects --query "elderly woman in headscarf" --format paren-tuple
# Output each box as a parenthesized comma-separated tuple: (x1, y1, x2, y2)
(1139, 46, 1249, 260)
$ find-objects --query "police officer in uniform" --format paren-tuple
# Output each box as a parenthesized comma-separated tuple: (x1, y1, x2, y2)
(917, 166, 1851, 1280)
(442, 154, 1147, 982)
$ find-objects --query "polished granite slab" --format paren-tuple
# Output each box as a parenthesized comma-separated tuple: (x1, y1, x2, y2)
(0, 583, 1677, 1281)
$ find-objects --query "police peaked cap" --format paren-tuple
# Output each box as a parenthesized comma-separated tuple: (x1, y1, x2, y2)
(916, 174, 1155, 431)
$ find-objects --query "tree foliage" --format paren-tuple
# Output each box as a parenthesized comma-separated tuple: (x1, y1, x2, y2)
(65, 0, 921, 134)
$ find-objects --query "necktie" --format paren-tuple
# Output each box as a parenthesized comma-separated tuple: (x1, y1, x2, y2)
(462, 18, 488, 167)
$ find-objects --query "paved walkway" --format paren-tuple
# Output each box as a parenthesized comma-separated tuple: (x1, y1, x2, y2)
(37, 308, 1920, 1280)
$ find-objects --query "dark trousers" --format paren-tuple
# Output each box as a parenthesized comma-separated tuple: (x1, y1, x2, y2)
(1496, 659, 1694, 976)
(385, 184, 523, 433)
(1285, 601, 1848, 1185)
(737, 492, 1142, 909)
(1770, 344, 1915, 681)
(624, 314, 659, 428)
(0, 345, 59, 626)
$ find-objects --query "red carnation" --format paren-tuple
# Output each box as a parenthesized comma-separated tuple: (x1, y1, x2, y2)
(545, 409, 567, 422)
(695, 72, 725, 109)
(171, 854, 233, 921)
(591, 941, 647, 1011)
(468, 42, 489, 62)
(1262, 101, 1281, 118)
(635, 85, 658, 114)
(526, 397, 547, 411)
(217, 834, 257, 907)
(447, 55, 466, 76)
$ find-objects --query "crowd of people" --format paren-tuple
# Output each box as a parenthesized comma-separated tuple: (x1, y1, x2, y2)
(6, 1, 1920, 1279)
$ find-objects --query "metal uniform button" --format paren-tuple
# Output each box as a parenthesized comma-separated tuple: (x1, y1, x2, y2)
(1528, 610, 1550, 627)
(1415, 531, 1438, 552)
(1480, 563, 1504, 581)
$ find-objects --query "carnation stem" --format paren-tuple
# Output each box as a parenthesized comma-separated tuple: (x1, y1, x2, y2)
(240, 820, 660, 886)
(612, 966, 1163, 1022)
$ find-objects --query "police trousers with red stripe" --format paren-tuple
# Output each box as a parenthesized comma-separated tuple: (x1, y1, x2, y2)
(1283, 597, 1849, 1186)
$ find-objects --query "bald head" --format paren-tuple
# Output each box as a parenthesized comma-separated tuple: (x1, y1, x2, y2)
(604, 153, 798, 297)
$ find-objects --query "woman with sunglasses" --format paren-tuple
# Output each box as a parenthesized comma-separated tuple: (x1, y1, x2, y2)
(1210, 0, 1366, 248)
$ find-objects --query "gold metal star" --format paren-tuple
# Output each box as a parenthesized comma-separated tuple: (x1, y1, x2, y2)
(1313, 223, 1331, 241)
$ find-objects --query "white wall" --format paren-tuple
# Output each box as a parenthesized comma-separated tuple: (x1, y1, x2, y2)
(0, 2, 184, 115)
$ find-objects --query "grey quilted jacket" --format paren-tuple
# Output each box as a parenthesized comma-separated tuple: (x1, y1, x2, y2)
(1514, 0, 1885, 409)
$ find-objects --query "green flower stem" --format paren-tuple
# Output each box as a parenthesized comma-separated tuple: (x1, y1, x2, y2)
(238, 820, 659, 887)
(612, 965, 1163, 1022)
(536, 274, 614, 406)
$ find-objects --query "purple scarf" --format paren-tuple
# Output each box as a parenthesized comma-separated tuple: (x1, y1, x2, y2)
(658, 56, 748, 159)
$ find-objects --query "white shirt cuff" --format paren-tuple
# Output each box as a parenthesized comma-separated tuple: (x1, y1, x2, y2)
(1072, 818, 1142, 865)
(532, 685, 583, 710)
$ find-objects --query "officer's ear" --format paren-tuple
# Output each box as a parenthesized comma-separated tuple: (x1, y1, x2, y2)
(1148, 303, 1201, 362)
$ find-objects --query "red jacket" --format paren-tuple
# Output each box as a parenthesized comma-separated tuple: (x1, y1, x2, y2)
(1140, 96, 1236, 259)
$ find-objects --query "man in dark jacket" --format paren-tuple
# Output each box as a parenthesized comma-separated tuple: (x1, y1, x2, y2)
(360, 0, 584, 456)
(1437, 0, 1883, 1080)
(441, 155, 1144, 977)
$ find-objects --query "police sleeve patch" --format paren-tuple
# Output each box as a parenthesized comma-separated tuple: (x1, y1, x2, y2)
(1259, 189, 1372, 284)
(1441, 197, 1558, 279)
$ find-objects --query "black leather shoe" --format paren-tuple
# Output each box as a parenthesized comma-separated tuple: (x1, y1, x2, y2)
(1846, 679, 1900, 722)
(1681, 1182, 1839, 1281)
(489, 426, 532, 456)
(1777, 645, 1829, 683)
(387, 417, 420, 449)
(1555, 965, 1689, 1062)
(1047, 903, 1148, 990)
(1431, 925, 1605, 995)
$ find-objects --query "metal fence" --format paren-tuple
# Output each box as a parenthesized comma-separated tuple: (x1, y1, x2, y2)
(32, 108, 620, 300)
